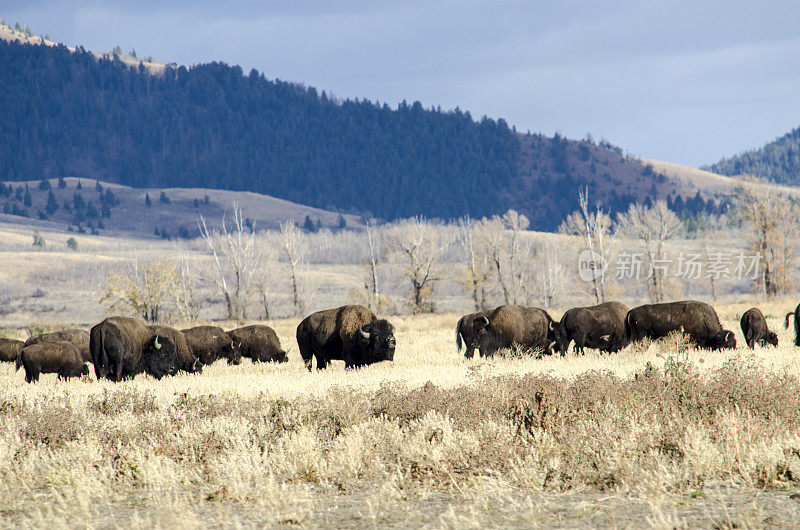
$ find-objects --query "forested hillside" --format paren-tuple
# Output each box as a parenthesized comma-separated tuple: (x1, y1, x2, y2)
(704, 127, 800, 185)
(0, 38, 709, 229)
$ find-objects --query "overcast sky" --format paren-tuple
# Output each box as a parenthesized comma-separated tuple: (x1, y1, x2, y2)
(4, 1, 800, 167)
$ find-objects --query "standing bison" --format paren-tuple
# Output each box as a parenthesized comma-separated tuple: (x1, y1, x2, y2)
(25, 329, 91, 363)
(297, 304, 395, 370)
(227, 325, 288, 363)
(471, 305, 557, 357)
(626, 300, 736, 350)
(16, 342, 89, 383)
(740, 308, 778, 349)
(148, 325, 202, 374)
(90, 317, 188, 381)
(456, 310, 493, 359)
(555, 301, 630, 355)
(182, 326, 242, 365)
(785, 302, 800, 347)
(0, 338, 24, 362)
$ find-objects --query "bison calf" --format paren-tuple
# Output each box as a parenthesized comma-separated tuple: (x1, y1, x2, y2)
(0, 338, 24, 363)
(297, 304, 395, 370)
(227, 325, 288, 364)
(16, 342, 89, 383)
(740, 308, 778, 349)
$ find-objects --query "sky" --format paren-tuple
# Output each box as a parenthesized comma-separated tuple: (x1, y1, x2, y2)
(4, 0, 800, 167)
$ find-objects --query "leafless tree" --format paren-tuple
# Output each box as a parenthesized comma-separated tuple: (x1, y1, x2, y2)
(537, 240, 565, 309)
(253, 240, 279, 320)
(173, 242, 202, 320)
(386, 217, 454, 313)
(456, 216, 493, 311)
(616, 199, 683, 303)
(364, 218, 383, 310)
(198, 202, 257, 320)
(559, 188, 614, 304)
(480, 210, 536, 305)
(279, 220, 313, 316)
(734, 178, 799, 296)
(101, 258, 178, 322)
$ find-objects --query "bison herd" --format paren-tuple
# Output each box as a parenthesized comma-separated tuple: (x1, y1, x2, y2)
(0, 300, 795, 383)
(458, 300, 793, 359)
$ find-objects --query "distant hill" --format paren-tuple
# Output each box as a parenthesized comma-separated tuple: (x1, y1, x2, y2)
(703, 127, 800, 185)
(0, 33, 731, 230)
(0, 178, 363, 239)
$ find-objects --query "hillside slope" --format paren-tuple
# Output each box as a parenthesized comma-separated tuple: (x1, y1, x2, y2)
(0, 34, 747, 230)
(704, 127, 800, 185)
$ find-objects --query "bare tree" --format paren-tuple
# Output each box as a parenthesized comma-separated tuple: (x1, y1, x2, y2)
(173, 242, 202, 320)
(537, 240, 565, 309)
(558, 188, 614, 304)
(480, 210, 536, 305)
(456, 216, 493, 311)
(364, 218, 383, 310)
(735, 178, 799, 296)
(198, 203, 257, 320)
(616, 200, 683, 303)
(386, 217, 454, 313)
(101, 258, 178, 322)
(253, 239, 279, 320)
(279, 220, 313, 316)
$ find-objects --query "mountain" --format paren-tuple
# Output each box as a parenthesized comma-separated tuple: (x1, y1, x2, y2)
(703, 127, 800, 185)
(0, 33, 722, 230)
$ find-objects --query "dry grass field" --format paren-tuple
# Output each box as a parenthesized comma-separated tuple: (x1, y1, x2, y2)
(2, 307, 800, 528)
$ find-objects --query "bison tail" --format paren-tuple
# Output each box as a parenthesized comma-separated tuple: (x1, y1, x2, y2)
(786, 312, 794, 330)
(14, 354, 22, 372)
(455, 318, 463, 352)
(624, 312, 634, 344)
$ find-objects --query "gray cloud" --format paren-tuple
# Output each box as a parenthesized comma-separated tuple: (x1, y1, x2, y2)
(3, 1, 800, 166)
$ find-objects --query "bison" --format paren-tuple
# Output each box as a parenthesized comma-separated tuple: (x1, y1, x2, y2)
(296, 304, 395, 370)
(472, 305, 558, 357)
(148, 325, 202, 374)
(227, 325, 288, 363)
(25, 329, 91, 363)
(625, 300, 736, 350)
(785, 303, 800, 347)
(90, 316, 189, 381)
(456, 310, 493, 358)
(740, 308, 778, 349)
(555, 301, 630, 355)
(182, 326, 242, 365)
(0, 338, 24, 363)
(16, 342, 89, 383)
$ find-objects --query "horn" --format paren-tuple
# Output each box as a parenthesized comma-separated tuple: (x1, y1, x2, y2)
(154, 336, 161, 350)
(390, 323, 396, 334)
(478, 316, 489, 326)
(725, 331, 733, 341)
(359, 326, 370, 339)
(600, 334, 611, 342)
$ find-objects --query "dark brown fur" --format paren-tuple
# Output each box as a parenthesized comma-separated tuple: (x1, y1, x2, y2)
(472, 305, 556, 357)
(296, 304, 395, 370)
(148, 325, 201, 373)
(15, 342, 88, 383)
(25, 329, 91, 363)
(0, 338, 24, 363)
(626, 300, 736, 350)
(456, 310, 493, 358)
(556, 301, 630, 355)
(227, 325, 287, 364)
(182, 325, 242, 365)
(740, 307, 778, 349)
(785, 302, 800, 347)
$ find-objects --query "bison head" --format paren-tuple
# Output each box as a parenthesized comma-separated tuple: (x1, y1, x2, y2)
(546, 319, 564, 355)
(707, 330, 736, 350)
(473, 316, 500, 356)
(764, 331, 779, 347)
(226, 340, 243, 365)
(143, 334, 182, 379)
(358, 319, 396, 363)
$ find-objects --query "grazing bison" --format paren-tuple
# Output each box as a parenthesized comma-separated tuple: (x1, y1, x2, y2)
(556, 301, 631, 355)
(0, 338, 24, 362)
(90, 316, 186, 381)
(15, 342, 89, 383)
(25, 329, 91, 363)
(472, 305, 558, 357)
(182, 326, 242, 365)
(740, 308, 778, 349)
(227, 325, 287, 363)
(148, 325, 202, 374)
(785, 303, 800, 347)
(296, 304, 395, 370)
(456, 310, 493, 358)
(625, 300, 736, 350)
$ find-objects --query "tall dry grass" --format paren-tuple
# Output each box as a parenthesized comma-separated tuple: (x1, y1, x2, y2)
(1, 311, 800, 526)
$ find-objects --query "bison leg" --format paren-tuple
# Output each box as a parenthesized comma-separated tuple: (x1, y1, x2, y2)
(464, 345, 476, 359)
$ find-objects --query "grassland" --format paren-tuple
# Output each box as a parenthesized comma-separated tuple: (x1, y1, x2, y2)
(2, 307, 800, 528)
